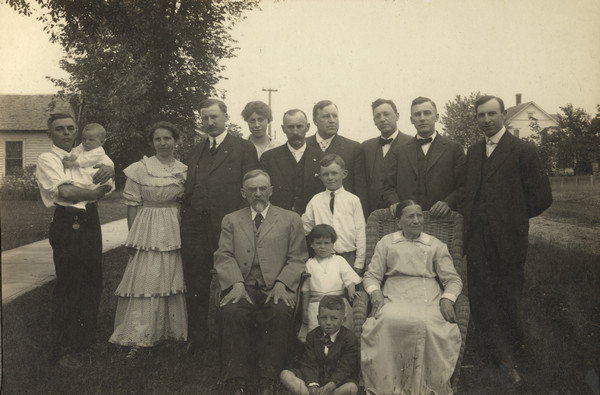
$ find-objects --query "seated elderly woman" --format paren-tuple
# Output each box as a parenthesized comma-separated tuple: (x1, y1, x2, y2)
(360, 200, 462, 395)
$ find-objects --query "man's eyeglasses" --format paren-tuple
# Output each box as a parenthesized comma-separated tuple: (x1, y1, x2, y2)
(243, 186, 272, 194)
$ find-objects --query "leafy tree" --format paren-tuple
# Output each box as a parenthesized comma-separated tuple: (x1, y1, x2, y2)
(9, 0, 259, 182)
(557, 104, 598, 174)
(226, 123, 244, 138)
(440, 92, 482, 149)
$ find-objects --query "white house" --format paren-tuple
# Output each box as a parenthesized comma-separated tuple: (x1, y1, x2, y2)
(505, 93, 560, 140)
(0, 95, 75, 181)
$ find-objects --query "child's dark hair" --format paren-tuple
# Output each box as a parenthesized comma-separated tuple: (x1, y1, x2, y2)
(308, 224, 338, 244)
(319, 295, 345, 315)
(319, 153, 346, 170)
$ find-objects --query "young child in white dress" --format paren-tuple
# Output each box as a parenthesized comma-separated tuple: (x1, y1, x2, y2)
(62, 123, 115, 210)
(299, 224, 361, 342)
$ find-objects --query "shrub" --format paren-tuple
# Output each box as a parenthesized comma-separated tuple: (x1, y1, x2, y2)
(0, 165, 41, 201)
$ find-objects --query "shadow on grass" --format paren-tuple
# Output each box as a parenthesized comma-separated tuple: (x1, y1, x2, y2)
(3, 241, 599, 394)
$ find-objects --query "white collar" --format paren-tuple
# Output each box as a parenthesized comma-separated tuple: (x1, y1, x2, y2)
(416, 131, 437, 143)
(251, 204, 271, 219)
(51, 145, 72, 158)
(392, 231, 432, 245)
(287, 141, 306, 154)
(327, 186, 345, 196)
(487, 126, 506, 145)
(210, 131, 227, 146)
(316, 132, 335, 144)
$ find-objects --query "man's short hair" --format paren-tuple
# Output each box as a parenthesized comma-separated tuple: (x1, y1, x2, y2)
(371, 98, 398, 113)
(319, 295, 345, 314)
(474, 95, 505, 113)
(312, 100, 337, 120)
(319, 153, 346, 170)
(411, 97, 437, 112)
(242, 169, 271, 184)
(282, 109, 308, 123)
(241, 101, 273, 123)
(47, 113, 74, 129)
(308, 224, 338, 244)
(200, 98, 228, 114)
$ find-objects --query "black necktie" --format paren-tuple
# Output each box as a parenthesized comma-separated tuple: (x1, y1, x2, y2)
(321, 334, 333, 347)
(417, 137, 433, 146)
(254, 213, 263, 229)
(210, 139, 217, 154)
(379, 137, 393, 146)
(330, 191, 335, 214)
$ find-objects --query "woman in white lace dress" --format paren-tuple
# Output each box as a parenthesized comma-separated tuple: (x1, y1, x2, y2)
(109, 122, 187, 356)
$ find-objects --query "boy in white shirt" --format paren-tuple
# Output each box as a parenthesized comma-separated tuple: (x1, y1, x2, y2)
(302, 154, 366, 275)
(62, 123, 115, 210)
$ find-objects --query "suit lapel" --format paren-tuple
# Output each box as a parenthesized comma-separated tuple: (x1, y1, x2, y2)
(185, 141, 205, 190)
(239, 207, 255, 245)
(257, 206, 278, 241)
(304, 145, 322, 181)
(406, 139, 419, 175)
(426, 135, 445, 172)
(484, 132, 512, 179)
(209, 133, 233, 174)
(326, 134, 342, 153)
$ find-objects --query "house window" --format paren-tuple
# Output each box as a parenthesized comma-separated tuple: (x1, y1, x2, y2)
(5, 141, 23, 176)
(513, 129, 520, 137)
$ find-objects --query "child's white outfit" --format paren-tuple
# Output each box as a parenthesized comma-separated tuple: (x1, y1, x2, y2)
(302, 187, 366, 270)
(65, 144, 115, 210)
(298, 254, 361, 342)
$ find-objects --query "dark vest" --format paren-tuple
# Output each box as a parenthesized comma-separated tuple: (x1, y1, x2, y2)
(368, 146, 385, 213)
(416, 145, 430, 209)
(473, 148, 491, 222)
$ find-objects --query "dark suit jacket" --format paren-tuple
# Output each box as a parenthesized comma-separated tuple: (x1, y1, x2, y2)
(382, 133, 466, 210)
(360, 131, 412, 214)
(298, 326, 359, 386)
(214, 205, 308, 292)
(462, 132, 552, 265)
(260, 143, 324, 214)
(182, 133, 260, 230)
(306, 134, 367, 210)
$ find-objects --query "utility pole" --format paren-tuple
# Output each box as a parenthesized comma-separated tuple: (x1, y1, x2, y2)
(262, 88, 278, 138)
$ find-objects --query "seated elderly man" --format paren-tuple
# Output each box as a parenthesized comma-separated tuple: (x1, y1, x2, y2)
(214, 169, 308, 395)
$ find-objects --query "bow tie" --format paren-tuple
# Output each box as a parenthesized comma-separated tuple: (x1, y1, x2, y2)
(320, 334, 333, 347)
(379, 137, 393, 146)
(417, 137, 433, 146)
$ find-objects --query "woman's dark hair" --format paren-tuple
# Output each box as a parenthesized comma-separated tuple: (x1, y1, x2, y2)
(308, 224, 338, 244)
(241, 101, 273, 123)
(146, 121, 180, 144)
(394, 200, 420, 219)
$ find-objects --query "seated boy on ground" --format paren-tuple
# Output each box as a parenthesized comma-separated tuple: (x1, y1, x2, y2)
(280, 295, 359, 395)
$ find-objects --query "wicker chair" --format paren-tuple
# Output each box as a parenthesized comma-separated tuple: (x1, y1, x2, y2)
(352, 208, 470, 390)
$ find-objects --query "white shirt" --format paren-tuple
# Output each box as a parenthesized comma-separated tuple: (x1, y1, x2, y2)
(251, 203, 271, 222)
(486, 127, 506, 157)
(302, 187, 366, 269)
(209, 130, 227, 150)
(324, 329, 340, 356)
(36, 146, 77, 208)
(66, 144, 115, 190)
(287, 142, 307, 163)
(315, 133, 335, 152)
(381, 130, 398, 157)
(417, 131, 437, 156)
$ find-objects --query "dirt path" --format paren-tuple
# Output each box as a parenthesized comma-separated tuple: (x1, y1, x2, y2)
(529, 214, 600, 255)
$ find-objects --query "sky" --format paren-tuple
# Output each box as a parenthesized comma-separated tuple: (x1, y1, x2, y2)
(1, 0, 599, 143)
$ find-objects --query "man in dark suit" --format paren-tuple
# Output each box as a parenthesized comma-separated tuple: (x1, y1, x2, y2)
(260, 109, 324, 214)
(215, 169, 307, 395)
(463, 95, 552, 384)
(360, 98, 412, 216)
(306, 100, 367, 209)
(382, 96, 466, 217)
(181, 98, 260, 351)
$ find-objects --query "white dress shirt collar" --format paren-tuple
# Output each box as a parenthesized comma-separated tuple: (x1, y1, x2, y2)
(287, 142, 307, 162)
(251, 203, 271, 220)
(210, 131, 227, 149)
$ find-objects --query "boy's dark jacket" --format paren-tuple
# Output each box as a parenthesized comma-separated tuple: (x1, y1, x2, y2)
(299, 326, 359, 386)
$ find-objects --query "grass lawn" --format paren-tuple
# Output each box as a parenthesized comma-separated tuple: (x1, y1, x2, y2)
(2, 239, 599, 394)
(544, 181, 600, 225)
(1, 191, 126, 251)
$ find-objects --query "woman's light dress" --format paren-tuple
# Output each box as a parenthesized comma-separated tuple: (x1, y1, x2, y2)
(109, 156, 188, 346)
(361, 232, 462, 395)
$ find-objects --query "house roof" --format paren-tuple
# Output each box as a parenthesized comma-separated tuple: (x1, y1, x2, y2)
(0, 95, 75, 131)
(505, 101, 559, 125)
